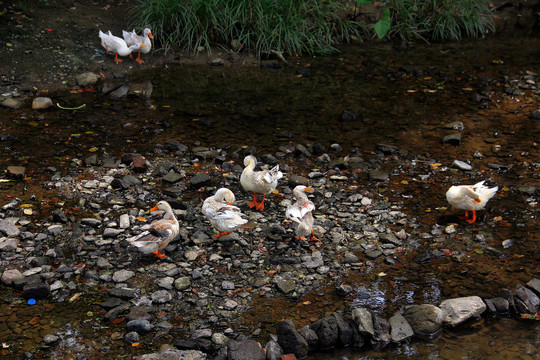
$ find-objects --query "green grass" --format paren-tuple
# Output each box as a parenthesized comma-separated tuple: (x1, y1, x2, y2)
(386, 0, 495, 42)
(129, 0, 368, 56)
(130, 0, 495, 56)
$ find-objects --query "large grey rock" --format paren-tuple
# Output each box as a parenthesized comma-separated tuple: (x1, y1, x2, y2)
(402, 304, 443, 340)
(228, 339, 265, 360)
(112, 270, 135, 283)
(1, 268, 24, 285)
(527, 278, 540, 296)
(298, 325, 318, 349)
(440, 296, 486, 327)
(0, 220, 20, 237)
(0, 238, 18, 251)
(127, 319, 153, 333)
(514, 284, 540, 313)
(351, 308, 374, 337)
(76, 72, 100, 86)
(264, 340, 283, 360)
(276, 320, 308, 358)
(370, 315, 390, 350)
(442, 133, 462, 145)
(332, 312, 354, 347)
(32, 97, 53, 110)
(310, 315, 339, 349)
(138, 349, 207, 360)
(1, 98, 22, 109)
(389, 313, 414, 343)
(23, 282, 50, 300)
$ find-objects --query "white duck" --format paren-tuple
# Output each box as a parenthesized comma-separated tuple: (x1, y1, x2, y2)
(446, 181, 498, 223)
(286, 185, 318, 241)
(126, 201, 179, 258)
(99, 30, 145, 63)
(122, 28, 153, 64)
(240, 155, 283, 211)
(202, 188, 248, 238)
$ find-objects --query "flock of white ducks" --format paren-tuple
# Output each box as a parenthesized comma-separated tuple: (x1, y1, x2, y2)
(127, 156, 499, 258)
(99, 28, 153, 63)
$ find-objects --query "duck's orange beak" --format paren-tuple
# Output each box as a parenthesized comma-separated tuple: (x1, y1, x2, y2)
(227, 202, 233, 205)
(150, 204, 159, 211)
(140, 44, 146, 48)
(148, 32, 154, 39)
(304, 187, 315, 193)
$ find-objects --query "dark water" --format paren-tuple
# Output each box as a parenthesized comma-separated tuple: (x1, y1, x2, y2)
(0, 37, 539, 358)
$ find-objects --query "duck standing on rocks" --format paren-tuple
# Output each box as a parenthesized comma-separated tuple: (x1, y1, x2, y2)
(122, 28, 153, 64)
(286, 185, 318, 242)
(240, 155, 283, 211)
(446, 181, 498, 223)
(126, 201, 179, 258)
(202, 188, 248, 238)
(98, 30, 145, 63)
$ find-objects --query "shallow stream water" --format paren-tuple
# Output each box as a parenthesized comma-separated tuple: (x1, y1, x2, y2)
(0, 37, 539, 359)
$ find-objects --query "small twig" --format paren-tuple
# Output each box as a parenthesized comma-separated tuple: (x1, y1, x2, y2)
(270, 50, 289, 66)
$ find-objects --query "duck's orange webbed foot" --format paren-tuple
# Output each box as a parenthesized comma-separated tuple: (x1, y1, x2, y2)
(308, 230, 319, 242)
(459, 210, 469, 220)
(255, 195, 266, 211)
(114, 53, 123, 63)
(465, 210, 477, 224)
(246, 193, 258, 209)
(214, 231, 230, 238)
(135, 52, 144, 64)
(152, 249, 166, 258)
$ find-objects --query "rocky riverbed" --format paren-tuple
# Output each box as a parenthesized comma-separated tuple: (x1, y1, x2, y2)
(0, 118, 538, 359)
(1, 1, 540, 357)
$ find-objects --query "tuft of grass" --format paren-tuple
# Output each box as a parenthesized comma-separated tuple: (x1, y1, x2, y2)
(386, 0, 495, 42)
(129, 0, 369, 56)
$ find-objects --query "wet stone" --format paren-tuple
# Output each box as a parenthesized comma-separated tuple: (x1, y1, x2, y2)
(310, 316, 339, 349)
(402, 304, 443, 341)
(23, 282, 50, 300)
(137, 349, 207, 360)
(81, 218, 102, 227)
(112, 270, 135, 283)
(375, 144, 399, 155)
(190, 173, 212, 188)
(371, 315, 390, 350)
(104, 303, 131, 321)
(108, 288, 137, 300)
(440, 296, 486, 327)
(174, 276, 191, 291)
(127, 319, 154, 333)
(76, 72, 100, 86)
(99, 297, 125, 310)
(514, 284, 540, 313)
(336, 284, 353, 297)
(351, 308, 374, 337)
(517, 186, 537, 196)
(51, 211, 68, 223)
(298, 325, 318, 349)
(265, 340, 284, 360)
(451, 160, 472, 171)
(0, 238, 18, 251)
(442, 133, 462, 145)
(228, 339, 265, 360)
(162, 171, 184, 184)
(332, 312, 353, 347)
(32, 97, 53, 110)
(0, 220, 20, 237)
(42, 334, 59, 346)
(103, 228, 124, 238)
(527, 278, 540, 295)
(7, 166, 25, 179)
(274, 277, 296, 294)
(125, 331, 140, 344)
(368, 170, 389, 182)
(1, 98, 22, 109)
(530, 109, 540, 120)
(389, 313, 414, 343)
(276, 320, 308, 359)
(152, 290, 172, 304)
(1, 268, 24, 285)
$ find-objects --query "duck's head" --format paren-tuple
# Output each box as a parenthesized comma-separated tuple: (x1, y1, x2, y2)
(243, 155, 257, 168)
(144, 28, 154, 39)
(150, 200, 171, 212)
(215, 188, 236, 205)
(294, 185, 314, 194)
